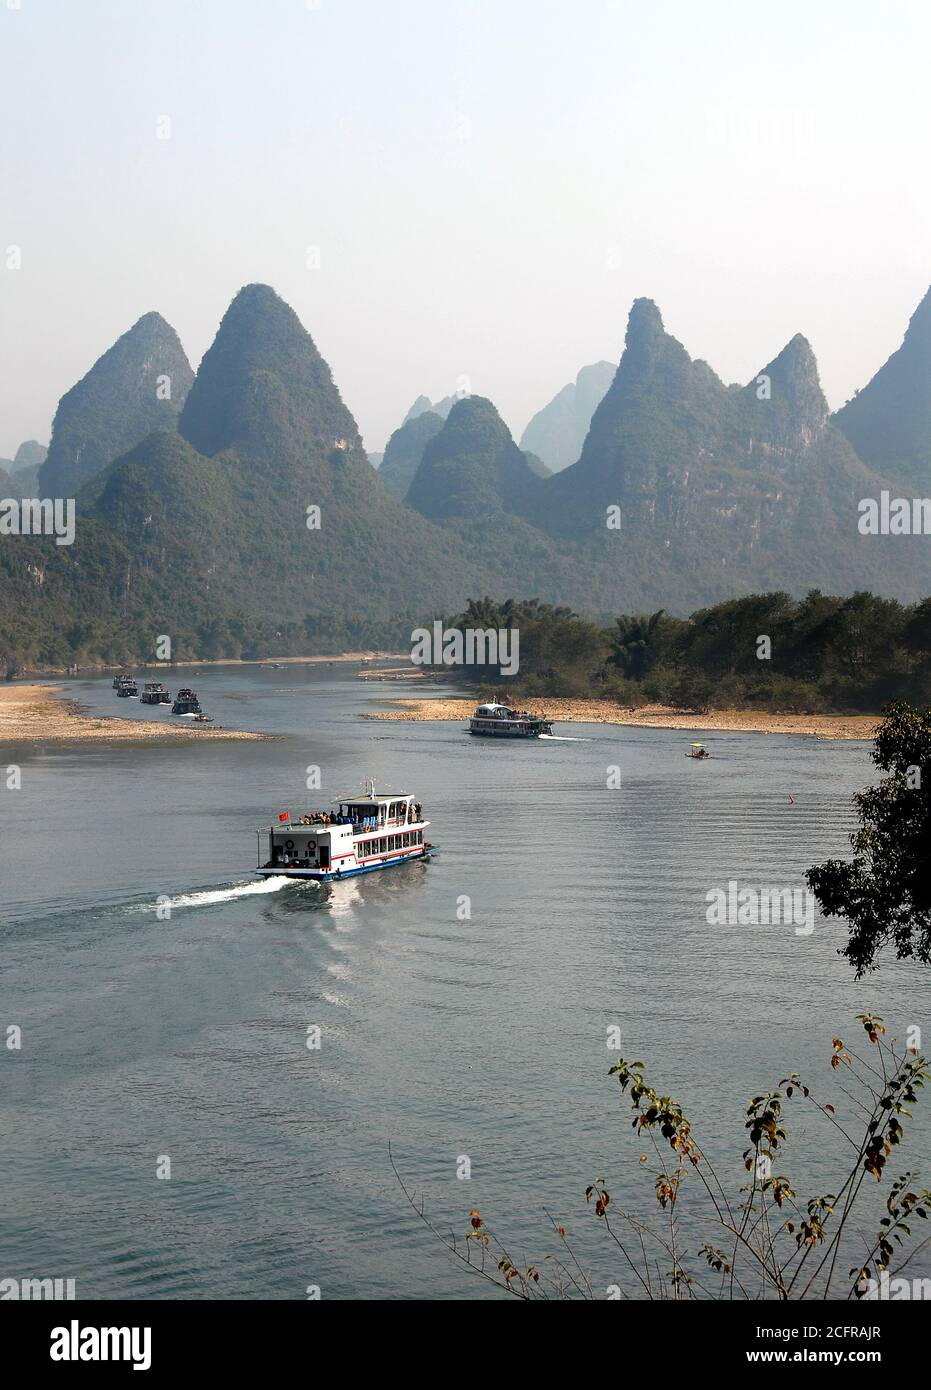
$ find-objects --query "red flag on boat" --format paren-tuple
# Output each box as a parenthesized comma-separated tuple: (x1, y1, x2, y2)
(278, 811, 290, 822)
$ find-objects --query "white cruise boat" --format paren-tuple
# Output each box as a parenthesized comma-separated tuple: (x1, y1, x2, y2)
(468, 701, 553, 737)
(255, 780, 431, 881)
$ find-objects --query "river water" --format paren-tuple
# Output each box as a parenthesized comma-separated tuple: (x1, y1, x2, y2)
(1, 664, 928, 1298)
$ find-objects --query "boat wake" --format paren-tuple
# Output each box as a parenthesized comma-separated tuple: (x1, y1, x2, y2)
(538, 733, 591, 742)
(147, 876, 294, 911)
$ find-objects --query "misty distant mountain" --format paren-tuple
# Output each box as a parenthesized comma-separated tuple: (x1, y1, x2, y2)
(4, 283, 931, 670)
(833, 286, 931, 489)
(519, 360, 615, 472)
(39, 313, 194, 497)
(8, 440, 48, 493)
(402, 393, 458, 425)
(14, 440, 48, 472)
(1, 441, 48, 494)
(378, 410, 444, 498)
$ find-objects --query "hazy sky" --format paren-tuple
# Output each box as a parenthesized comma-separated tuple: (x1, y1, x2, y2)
(2, 0, 929, 459)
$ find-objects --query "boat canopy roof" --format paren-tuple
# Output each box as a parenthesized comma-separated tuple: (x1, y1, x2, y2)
(337, 791, 411, 804)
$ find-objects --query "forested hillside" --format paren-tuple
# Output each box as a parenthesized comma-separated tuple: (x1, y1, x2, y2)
(3, 283, 931, 673)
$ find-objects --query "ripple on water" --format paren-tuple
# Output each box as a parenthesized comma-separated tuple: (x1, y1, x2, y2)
(1, 674, 925, 1297)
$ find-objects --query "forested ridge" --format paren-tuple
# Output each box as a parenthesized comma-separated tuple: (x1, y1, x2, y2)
(4, 283, 931, 679)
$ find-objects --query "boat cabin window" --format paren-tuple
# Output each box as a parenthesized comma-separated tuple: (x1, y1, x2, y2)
(339, 802, 378, 825)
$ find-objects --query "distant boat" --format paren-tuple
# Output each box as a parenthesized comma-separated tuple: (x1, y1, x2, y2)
(140, 681, 170, 705)
(171, 688, 202, 715)
(686, 741, 710, 760)
(255, 779, 432, 881)
(468, 701, 552, 738)
(116, 678, 138, 698)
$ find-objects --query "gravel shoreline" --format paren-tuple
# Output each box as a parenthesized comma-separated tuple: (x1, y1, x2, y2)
(364, 696, 877, 740)
(0, 684, 273, 744)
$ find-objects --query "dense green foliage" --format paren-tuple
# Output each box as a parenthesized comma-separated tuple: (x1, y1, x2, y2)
(406, 395, 544, 519)
(521, 451, 551, 478)
(378, 410, 444, 499)
(808, 702, 931, 973)
(435, 590, 931, 713)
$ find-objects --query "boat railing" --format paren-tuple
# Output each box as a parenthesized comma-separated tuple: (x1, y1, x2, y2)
(280, 811, 424, 833)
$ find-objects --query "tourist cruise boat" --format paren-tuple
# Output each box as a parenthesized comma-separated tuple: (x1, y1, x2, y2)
(172, 688, 202, 715)
(255, 780, 431, 881)
(140, 681, 170, 705)
(468, 701, 552, 737)
(116, 678, 138, 698)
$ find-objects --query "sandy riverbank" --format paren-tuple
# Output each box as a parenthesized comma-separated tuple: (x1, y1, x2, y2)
(169, 651, 404, 669)
(357, 665, 426, 681)
(364, 696, 878, 740)
(0, 684, 273, 744)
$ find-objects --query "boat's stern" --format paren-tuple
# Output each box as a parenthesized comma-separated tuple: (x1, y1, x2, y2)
(257, 822, 347, 878)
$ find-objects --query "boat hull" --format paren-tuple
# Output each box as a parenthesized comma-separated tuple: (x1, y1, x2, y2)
(468, 723, 551, 737)
(256, 848, 430, 881)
